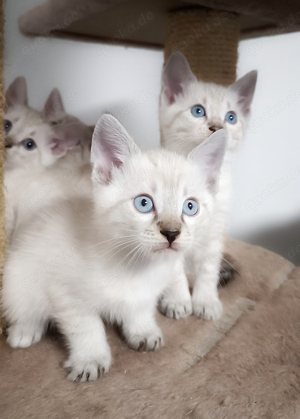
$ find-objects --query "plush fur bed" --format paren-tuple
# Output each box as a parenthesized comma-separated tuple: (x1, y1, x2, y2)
(1, 239, 299, 419)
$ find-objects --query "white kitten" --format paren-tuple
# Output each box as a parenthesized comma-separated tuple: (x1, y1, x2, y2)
(159, 52, 257, 319)
(4, 78, 92, 240)
(3, 114, 227, 382)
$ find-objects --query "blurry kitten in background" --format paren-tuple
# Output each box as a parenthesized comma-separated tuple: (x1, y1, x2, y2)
(4, 78, 92, 240)
(43, 87, 81, 125)
(159, 52, 257, 319)
(3, 114, 227, 382)
(43, 87, 94, 142)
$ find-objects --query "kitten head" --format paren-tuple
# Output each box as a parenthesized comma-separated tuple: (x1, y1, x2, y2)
(5, 112, 88, 171)
(160, 52, 257, 154)
(91, 114, 227, 267)
(43, 88, 80, 125)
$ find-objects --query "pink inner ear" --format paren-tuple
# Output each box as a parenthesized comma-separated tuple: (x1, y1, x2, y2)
(92, 142, 124, 183)
(6, 77, 28, 108)
(50, 139, 66, 156)
(44, 89, 65, 118)
(162, 52, 197, 105)
(50, 137, 79, 156)
(164, 84, 184, 105)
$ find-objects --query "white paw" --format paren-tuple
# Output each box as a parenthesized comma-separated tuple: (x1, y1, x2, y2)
(192, 295, 223, 320)
(7, 324, 44, 348)
(159, 295, 192, 319)
(64, 351, 112, 382)
(126, 326, 164, 352)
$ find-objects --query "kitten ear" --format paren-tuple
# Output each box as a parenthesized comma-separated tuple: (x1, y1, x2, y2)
(6, 77, 28, 108)
(188, 129, 227, 188)
(43, 88, 65, 118)
(229, 71, 257, 115)
(49, 123, 84, 158)
(91, 114, 140, 183)
(161, 52, 197, 105)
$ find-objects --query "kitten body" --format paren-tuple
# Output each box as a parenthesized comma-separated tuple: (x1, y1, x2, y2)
(159, 53, 257, 319)
(3, 114, 226, 381)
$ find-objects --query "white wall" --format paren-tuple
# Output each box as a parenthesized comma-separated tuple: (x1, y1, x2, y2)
(5, 0, 300, 264)
(232, 34, 300, 265)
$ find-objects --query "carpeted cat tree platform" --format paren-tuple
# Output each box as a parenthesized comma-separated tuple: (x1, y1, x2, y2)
(2, 1, 300, 417)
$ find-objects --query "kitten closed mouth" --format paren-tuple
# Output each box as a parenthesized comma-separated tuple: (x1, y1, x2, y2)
(155, 243, 178, 252)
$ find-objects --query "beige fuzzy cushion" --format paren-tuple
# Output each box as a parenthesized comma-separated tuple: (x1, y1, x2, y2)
(1, 239, 299, 419)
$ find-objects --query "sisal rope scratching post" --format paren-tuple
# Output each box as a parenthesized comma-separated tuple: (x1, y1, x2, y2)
(0, 0, 5, 335)
(164, 7, 239, 86)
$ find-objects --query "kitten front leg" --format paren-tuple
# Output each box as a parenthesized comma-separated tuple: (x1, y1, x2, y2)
(7, 319, 46, 348)
(122, 309, 164, 352)
(57, 311, 112, 382)
(3, 273, 48, 348)
(159, 265, 192, 319)
(192, 241, 223, 320)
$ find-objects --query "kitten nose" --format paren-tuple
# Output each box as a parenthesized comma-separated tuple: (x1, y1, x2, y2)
(209, 124, 222, 133)
(5, 137, 13, 148)
(160, 230, 180, 244)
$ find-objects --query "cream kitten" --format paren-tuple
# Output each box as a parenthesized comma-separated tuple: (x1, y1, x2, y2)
(3, 114, 227, 382)
(159, 52, 257, 319)
(5, 80, 92, 240)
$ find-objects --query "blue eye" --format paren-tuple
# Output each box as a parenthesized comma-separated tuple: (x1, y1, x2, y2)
(22, 139, 36, 150)
(182, 199, 198, 216)
(225, 111, 237, 124)
(134, 195, 154, 213)
(4, 120, 12, 133)
(191, 105, 206, 118)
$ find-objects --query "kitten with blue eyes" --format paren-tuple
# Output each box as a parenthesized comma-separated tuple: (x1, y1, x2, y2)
(3, 114, 227, 382)
(4, 78, 92, 241)
(159, 52, 257, 320)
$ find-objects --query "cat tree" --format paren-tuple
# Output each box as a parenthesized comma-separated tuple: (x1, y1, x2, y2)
(1, 1, 300, 417)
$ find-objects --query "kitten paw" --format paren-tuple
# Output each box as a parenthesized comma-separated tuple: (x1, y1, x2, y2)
(192, 296, 223, 321)
(159, 295, 192, 319)
(126, 327, 164, 352)
(64, 353, 111, 382)
(7, 324, 44, 348)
